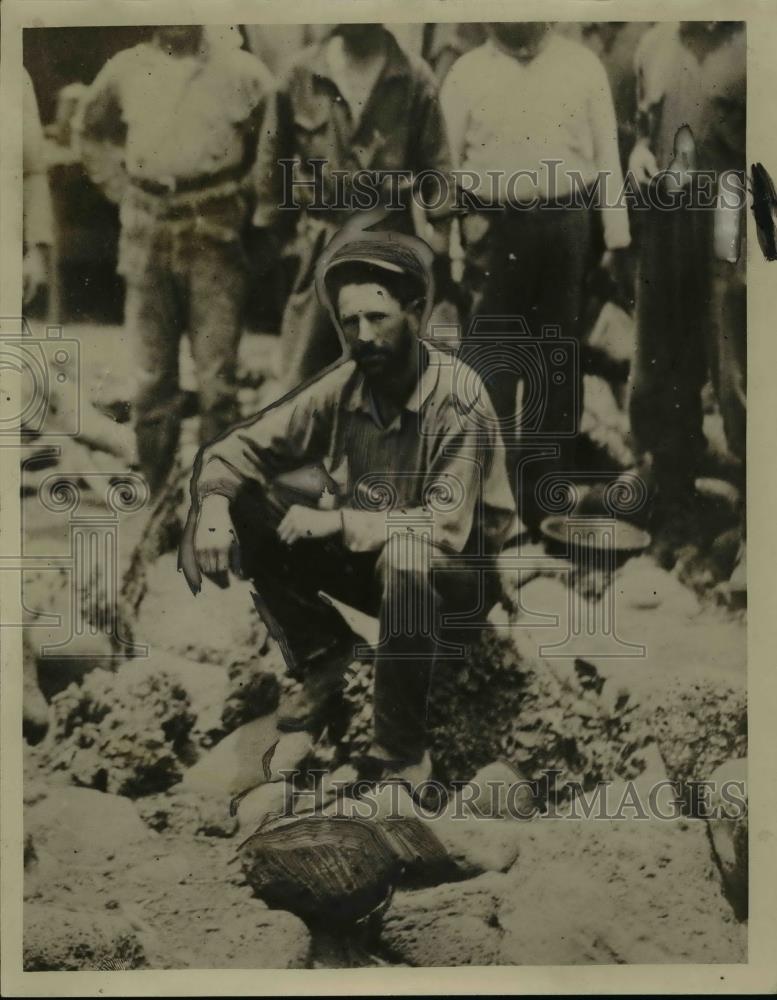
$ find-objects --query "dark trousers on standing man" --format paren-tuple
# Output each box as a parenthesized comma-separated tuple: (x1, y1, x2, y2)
(460, 203, 592, 528)
(630, 195, 746, 513)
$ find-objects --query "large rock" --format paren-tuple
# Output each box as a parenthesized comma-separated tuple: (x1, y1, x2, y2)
(431, 815, 525, 877)
(181, 718, 310, 797)
(381, 817, 745, 966)
(708, 758, 748, 920)
(26, 786, 154, 867)
(24, 903, 145, 970)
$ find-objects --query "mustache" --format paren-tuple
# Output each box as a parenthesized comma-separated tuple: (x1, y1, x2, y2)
(350, 344, 392, 363)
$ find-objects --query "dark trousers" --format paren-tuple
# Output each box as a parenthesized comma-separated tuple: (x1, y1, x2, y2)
(630, 200, 746, 503)
(460, 205, 592, 527)
(230, 479, 501, 762)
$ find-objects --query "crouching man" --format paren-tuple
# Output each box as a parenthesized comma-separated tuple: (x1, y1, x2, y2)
(179, 234, 517, 783)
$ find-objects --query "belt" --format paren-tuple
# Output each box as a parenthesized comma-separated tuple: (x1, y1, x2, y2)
(129, 163, 248, 197)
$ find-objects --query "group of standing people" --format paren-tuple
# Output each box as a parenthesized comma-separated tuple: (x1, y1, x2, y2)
(71, 20, 746, 559)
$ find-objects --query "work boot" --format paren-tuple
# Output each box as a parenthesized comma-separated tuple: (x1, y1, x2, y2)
(277, 636, 356, 740)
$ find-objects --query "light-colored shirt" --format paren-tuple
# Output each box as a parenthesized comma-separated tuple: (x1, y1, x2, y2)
(324, 35, 387, 123)
(440, 34, 630, 249)
(195, 344, 518, 556)
(80, 41, 273, 184)
(635, 23, 745, 176)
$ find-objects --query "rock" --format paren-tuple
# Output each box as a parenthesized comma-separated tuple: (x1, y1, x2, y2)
(24, 903, 145, 970)
(382, 816, 745, 966)
(181, 715, 285, 797)
(266, 732, 314, 782)
(26, 786, 154, 867)
(453, 761, 536, 819)
(359, 782, 418, 820)
(432, 815, 524, 877)
(615, 555, 701, 614)
(236, 781, 290, 831)
(381, 873, 507, 966)
(708, 758, 748, 919)
(316, 764, 359, 809)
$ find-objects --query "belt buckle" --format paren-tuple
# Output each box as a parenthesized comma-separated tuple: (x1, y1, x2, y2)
(158, 174, 177, 194)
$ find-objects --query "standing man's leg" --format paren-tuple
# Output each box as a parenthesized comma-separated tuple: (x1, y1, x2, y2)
(188, 240, 247, 447)
(710, 255, 746, 477)
(460, 207, 544, 526)
(629, 199, 711, 552)
(125, 265, 185, 496)
(529, 205, 592, 521)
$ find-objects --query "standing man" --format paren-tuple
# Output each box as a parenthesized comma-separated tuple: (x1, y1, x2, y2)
(627, 22, 746, 571)
(256, 23, 454, 392)
(79, 26, 275, 495)
(441, 23, 630, 528)
(179, 235, 516, 783)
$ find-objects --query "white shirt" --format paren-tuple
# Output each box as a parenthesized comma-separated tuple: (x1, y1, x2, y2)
(441, 34, 630, 249)
(82, 42, 273, 183)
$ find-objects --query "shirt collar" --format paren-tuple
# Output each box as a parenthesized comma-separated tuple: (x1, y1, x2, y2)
(344, 341, 442, 427)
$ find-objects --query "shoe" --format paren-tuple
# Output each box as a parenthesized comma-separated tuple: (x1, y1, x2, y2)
(277, 690, 347, 738)
(277, 635, 356, 737)
(356, 746, 433, 800)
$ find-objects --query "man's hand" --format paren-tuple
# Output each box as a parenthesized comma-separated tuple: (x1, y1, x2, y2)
(628, 138, 659, 187)
(277, 505, 340, 546)
(194, 494, 237, 580)
(23, 245, 48, 307)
